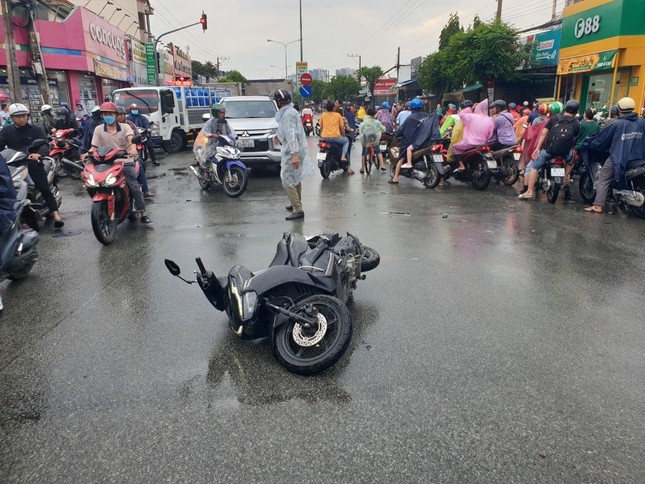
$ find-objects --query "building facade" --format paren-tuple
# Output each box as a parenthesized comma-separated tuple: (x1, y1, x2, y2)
(557, 0, 645, 112)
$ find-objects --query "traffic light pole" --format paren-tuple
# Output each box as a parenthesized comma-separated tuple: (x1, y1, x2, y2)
(153, 21, 202, 85)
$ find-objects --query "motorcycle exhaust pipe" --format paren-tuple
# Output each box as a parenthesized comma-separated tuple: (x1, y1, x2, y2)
(613, 189, 645, 207)
(61, 158, 84, 172)
(189, 165, 209, 181)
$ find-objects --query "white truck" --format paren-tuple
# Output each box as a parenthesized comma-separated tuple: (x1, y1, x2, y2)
(112, 84, 241, 153)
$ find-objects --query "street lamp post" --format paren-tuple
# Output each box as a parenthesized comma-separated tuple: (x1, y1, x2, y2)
(267, 38, 300, 81)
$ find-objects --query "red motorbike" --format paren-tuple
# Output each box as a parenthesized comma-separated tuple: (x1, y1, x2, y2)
(302, 113, 314, 136)
(49, 128, 83, 179)
(80, 141, 140, 245)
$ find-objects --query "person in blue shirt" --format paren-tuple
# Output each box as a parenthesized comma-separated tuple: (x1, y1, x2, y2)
(126, 103, 159, 166)
(488, 100, 517, 150)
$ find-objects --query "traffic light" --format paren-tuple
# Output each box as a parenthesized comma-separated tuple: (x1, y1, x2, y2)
(200, 12, 207, 32)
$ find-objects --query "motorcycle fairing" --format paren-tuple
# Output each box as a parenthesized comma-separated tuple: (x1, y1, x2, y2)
(225, 160, 247, 171)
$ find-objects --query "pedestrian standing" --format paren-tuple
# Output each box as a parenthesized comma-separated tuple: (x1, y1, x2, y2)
(273, 89, 311, 220)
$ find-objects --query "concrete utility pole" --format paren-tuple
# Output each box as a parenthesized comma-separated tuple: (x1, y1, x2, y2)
(347, 53, 361, 82)
(551, 0, 558, 21)
(496, 0, 503, 20)
(299, 0, 303, 62)
(2, 0, 21, 102)
(216, 57, 229, 78)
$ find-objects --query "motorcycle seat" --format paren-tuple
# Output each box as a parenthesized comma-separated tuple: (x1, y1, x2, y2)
(269, 233, 309, 268)
(462, 146, 488, 158)
(625, 164, 645, 180)
(411, 145, 435, 161)
(490, 144, 517, 156)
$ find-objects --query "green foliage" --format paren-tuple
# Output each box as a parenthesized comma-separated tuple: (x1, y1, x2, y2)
(357, 66, 384, 98)
(191, 60, 217, 79)
(439, 13, 462, 50)
(219, 70, 246, 83)
(324, 76, 360, 102)
(310, 79, 327, 104)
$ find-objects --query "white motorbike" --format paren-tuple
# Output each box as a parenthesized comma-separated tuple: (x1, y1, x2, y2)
(190, 134, 249, 198)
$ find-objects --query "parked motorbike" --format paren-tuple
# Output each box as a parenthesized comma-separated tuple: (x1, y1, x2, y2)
(80, 137, 142, 245)
(388, 140, 443, 188)
(317, 140, 350, 178)
(190, 134, 249, 197)
(302, 114, 314, 136)
(165, 231, 380, 375)
(8, 140, 62, 228)
(0, 153, 40, 311)
(435, 145, 495, 191)
(49, 128, 84, 179)
(489, 144, 521, 186)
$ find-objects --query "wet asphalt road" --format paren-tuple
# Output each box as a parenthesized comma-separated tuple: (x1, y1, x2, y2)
(1, 138, 645, 483)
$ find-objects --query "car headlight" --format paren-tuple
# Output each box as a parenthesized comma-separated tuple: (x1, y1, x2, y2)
(85, 173, 99, 187)
(103, 174, 117, 186)
(242, 291, 258, 320)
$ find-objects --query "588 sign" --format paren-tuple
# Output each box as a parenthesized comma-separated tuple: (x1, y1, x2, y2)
(575, 15, 601, 39)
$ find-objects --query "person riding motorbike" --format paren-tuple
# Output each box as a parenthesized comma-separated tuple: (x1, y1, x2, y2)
(117, 107, 154, 199)
(488, 100, 517, 151)
(440, 100, 468, 137)
(200, 103, 235, 169)
(0, 103, 65, 228)
(319, 101, 350, 168)
(40, 105, 57, 135)
(519, 100, 580, 199)
(531, 103, 548, 126)
(81, 106, 102, 151)
(89, 101, 152, 226)
(396, 101, 412, 127)
(376, 102, 395, 132)
(448, 99, 494, 171)
(126, 103, 159, 166)
(584, 97, 645, 214)
(358, 107, 386, 174)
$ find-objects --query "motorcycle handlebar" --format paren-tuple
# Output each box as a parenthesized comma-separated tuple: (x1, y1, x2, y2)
(195, 257, 207, 275)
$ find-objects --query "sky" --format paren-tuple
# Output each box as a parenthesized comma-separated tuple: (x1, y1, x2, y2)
(148, 0, 564, 79)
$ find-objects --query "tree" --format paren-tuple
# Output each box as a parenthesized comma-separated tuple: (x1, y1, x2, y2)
(192, 60, 217, 79)
(324, 76, 360, 102)
(310, 79, 327, 104)
(439, 13, 462, 50)
(357, 66, 384, 98)
(219, 70, 246, 83)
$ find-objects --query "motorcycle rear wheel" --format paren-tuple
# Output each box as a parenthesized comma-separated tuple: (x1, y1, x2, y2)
(223, 166, 248, 198)
(274, 295, 352, 375)
(501, 155, 519, 186)
(361, 246, 380, 272)
(470, 158, 491, 191)
(578, 170, 596, 205)
(91, 201, 118, 245)
(365, 150, 374, 175)
(320, 162, 331, 179)
(7, 248, 38, 281)
(546, 181, 561, 203)
(423, 162, 440, 189)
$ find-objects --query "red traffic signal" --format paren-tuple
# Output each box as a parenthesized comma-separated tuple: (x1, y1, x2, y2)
(200, 12, 207, 31)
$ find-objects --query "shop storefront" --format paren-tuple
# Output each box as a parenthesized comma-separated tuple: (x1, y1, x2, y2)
(557, 0, 645, 112)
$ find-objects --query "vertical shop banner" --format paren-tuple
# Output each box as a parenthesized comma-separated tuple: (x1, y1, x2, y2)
(295, 62, 308, 90)
(130, 38, 149, 86)
(145, 43, 156, 85)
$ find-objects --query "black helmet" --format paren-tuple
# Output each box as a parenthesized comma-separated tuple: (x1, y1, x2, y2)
(116, 107, 126, 115)
(460, 100, 473, 110)
(490, 99, 507, 111)
(564, 100, 580, 115)
(272, 89, 292, 104)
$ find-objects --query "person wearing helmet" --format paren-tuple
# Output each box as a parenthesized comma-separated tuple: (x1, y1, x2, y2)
(513, 108, 532, 144)
(273, 88, 311, 220)
(508, 102, 520, 122)
(519, 99, 580, 199)
(584, 97, 645, 213)
(488, 100, 517, 151)
(0, 103, 65, 227)
(600, 105, 620, 129)
(358, 107, 387, 174)
(376, 102, 395, 132)
(81, 105, 103, 151)
(200, 103, 235, 168)
(89, 101, 152, 226)
(126, 103, 158, 166)
(40, 104, 57, 134)
(117, 107, 154, 199)
(319, 101, 350, 167)
(439, 101, 466, 138)
(531, 103, 548, 126)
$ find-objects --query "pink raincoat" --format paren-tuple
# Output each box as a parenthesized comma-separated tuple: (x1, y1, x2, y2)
(451, 99, 493, 156)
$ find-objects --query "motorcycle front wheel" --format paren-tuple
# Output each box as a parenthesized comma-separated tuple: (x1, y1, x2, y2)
(223, 166, 248, 197)
(578, 170, 596, 205)
(501, 155, 519, 186)
(274, 295, 352, 375)
(91, 201, 118, 245)
(470, 158, 492, 191)
(53, 154, 68, 179)
(361, 246, 380, 272)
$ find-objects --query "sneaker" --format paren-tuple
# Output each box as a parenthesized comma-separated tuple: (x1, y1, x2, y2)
(285, 205, 293, 211)
(54, 219, 64, 229)
(152, 161, 160, 166)
(285, 211, 304, 220)
(127, 213, 137, 222)
(140, 215, 154, 226)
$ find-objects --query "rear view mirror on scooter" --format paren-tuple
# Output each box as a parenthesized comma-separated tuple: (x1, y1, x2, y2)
(164, 259, 195, 284)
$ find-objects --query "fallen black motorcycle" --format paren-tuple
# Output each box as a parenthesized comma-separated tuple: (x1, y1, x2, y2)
(165, 232, 379, 375)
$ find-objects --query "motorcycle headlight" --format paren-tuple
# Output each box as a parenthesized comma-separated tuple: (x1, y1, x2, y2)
(242, 291, 258, 321)
(150, 125, 160, 137)
(103, 174, 117, 186)
(85, 173, 99, 187)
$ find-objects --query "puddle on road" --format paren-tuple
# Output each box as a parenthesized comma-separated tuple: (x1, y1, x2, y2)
(379, 211, 411, 216)
(51, 231, 82, 238)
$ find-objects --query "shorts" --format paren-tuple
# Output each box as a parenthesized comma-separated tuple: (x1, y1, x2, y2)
(362, 144, 381, 156)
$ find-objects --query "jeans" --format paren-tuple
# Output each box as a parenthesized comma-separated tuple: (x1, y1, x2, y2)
(526, 149, 572, 173)
(123, 163, 145, 211)
(593, 157, 614, 206)
(322, 137, 349, 157)
(137, 159, 149, 193)
(145, 139, 157, 162)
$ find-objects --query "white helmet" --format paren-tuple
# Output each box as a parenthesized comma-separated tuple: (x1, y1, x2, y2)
(90, 105, 101, 114)
(41, 104, 53, 113)
(8, 103, 29, 116)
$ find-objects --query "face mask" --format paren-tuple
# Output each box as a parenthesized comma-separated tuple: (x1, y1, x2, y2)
(131, 110, 139, 116)
(103, 115, 116, 125)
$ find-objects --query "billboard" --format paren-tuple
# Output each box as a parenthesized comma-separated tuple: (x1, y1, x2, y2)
(529, 29, 561, 67)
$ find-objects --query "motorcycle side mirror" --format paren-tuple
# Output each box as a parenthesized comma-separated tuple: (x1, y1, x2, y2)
(165, 259, 181, 276)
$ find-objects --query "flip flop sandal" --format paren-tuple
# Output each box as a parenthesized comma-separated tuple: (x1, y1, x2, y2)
(584, 206, 603, 213)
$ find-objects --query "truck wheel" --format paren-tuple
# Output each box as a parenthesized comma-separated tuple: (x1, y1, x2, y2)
(163, 131, 183, 154)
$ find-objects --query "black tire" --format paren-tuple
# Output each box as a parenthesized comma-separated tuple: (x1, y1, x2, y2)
(423, 161, 440, 189)
(222, 166, 248, 198)
(546, 180, 560, 203)
(320, 162, 331, 179)
(361, 246, 380, 272)
(197, 166, 211, 190)
(365, 150, 374, 175)
(274, 295, 352, 375)
(578, 170, 596, 205)
(53, 154, 68, 179)
(91, 201, 117, 245)
(163, 130, 183, 154)
(470, 158, 492, 191)
(314, 124, 321, 137)
(501, 155, 519, 186)
(7, 248, 38, 281)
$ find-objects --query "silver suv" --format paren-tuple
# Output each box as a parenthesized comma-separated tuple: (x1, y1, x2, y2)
(220, 96, 281, 167)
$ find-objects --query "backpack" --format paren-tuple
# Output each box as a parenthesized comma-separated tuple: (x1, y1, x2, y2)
(545, 117, 576, 156)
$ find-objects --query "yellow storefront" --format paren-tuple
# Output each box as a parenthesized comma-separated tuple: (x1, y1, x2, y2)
(556, 0, 645, 113)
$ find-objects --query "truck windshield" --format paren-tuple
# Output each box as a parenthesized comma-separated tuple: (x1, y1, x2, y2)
(113, 90, 159, 114)
(222, 100, 277, 119)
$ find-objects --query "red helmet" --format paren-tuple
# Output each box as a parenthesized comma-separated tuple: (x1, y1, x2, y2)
(100, 102, 118, 113)
(129, 103, 139, 111)
(537, 103, 547, 115)
(523, 108, 531, 116)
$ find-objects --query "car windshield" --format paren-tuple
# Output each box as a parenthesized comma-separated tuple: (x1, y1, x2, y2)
(222, 100, 277, 119)
(113, 90, 159, 114)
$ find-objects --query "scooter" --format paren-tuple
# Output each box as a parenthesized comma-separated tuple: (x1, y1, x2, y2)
(489, 144, 521, 186)
(436, 145, 495, 191)
(80, 136, 142, 245)
(165, 232, 380, 375)
(388, 139, 443, 188)
(49, 128, 83, 179)
(190, 134, 249, 197)
(302, 114, 314, 136)
(317, 140, 350, 179)
(0, 152, 40, 311)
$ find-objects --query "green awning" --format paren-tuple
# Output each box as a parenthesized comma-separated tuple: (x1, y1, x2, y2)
(457, 83, 483, 93)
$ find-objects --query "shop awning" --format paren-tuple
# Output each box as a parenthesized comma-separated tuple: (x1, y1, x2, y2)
(457, 83, 483, 93)
(396, 79, 417, 88)
(557, 50, 618, 75)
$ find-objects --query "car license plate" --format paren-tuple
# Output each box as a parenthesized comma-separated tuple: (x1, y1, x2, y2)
(432, 154, 443, 163)
(513, 153, 521, 160)
(379, 144, 387, 151)
(317, 152, 327, 161)
(551, 167, 565, 177)
(487, 159, 498, 169)
(238, 138, 254, 148)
